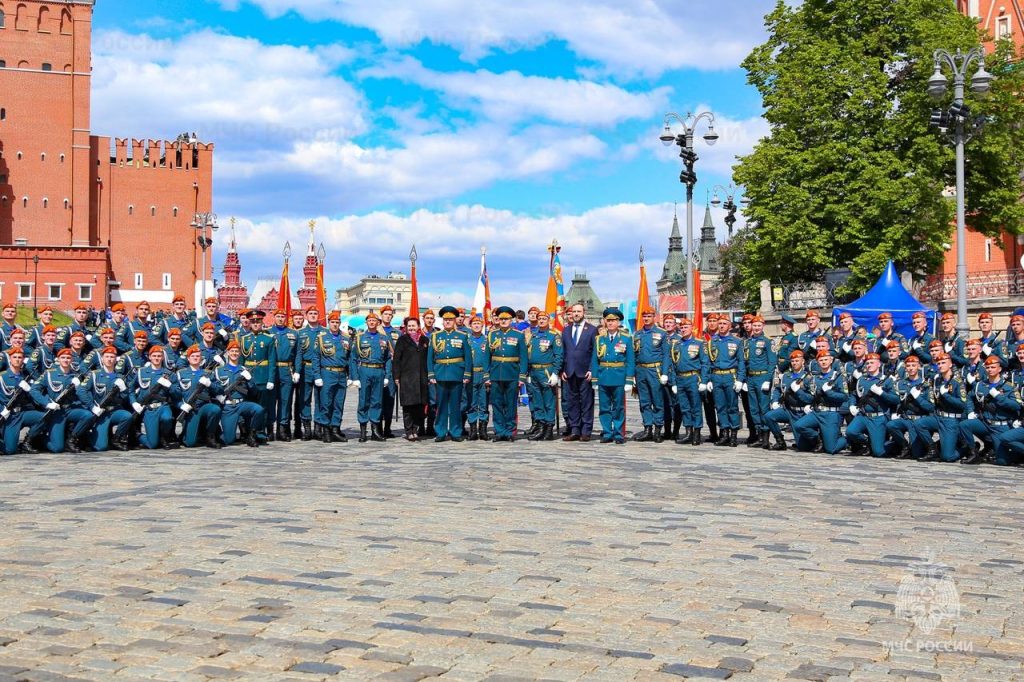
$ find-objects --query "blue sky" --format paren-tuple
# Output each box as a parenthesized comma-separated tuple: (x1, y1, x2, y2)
(90, 0, 775, 309)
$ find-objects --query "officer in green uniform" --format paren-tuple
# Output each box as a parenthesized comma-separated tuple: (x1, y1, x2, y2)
(591, 307, 634, 444)
(466, 316, 490, 440)
(631, 307, 667, 443)
(526, 310, 563, 441)
(666, 317, 709, 445)
(241, 310, 277, 443)
(427, 306, 473, 442)
(312, 311, 352, 443)
(708, 314, 746, 447)
(351, 311, 393, 443)
(486, 306, 528, 442)
(269, 308, 300, 441)
(846, 352, 899, 457)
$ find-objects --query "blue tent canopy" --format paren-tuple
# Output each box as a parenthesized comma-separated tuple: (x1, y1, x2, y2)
(831, 261, 935, 337)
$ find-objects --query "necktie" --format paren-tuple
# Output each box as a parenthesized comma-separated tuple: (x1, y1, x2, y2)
(573, 324, 581, 345)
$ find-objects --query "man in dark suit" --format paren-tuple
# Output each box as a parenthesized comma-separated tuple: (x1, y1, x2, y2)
(560, 303, 598, 441)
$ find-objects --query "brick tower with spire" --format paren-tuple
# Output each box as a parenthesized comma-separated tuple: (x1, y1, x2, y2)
(216, 218, 249, 315)
(296, 219, 319, 310)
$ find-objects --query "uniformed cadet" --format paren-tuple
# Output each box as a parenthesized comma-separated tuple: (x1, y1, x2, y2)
(126, 346, 177, 450)
(71, 346, 133, 452)
(428, 306, 473, 442)
(833, 312, 858, 363)
(241, 311, 276, 443)
(0, 348, 43, 455)
(56, 304, 94, 353)
(214, 340, 266, 447)
(189, 297, 234, 349)
(959, 354, 1021, 465)
(797, 310, 829, 358)
(268, 308, 300, 442)
(116, 301, 155, 353)
(163, 329, 186, 371)
(379, 305, 401, 438)
(843, 338, 868, 391)
(666, 317, 709, 445)
(917, 352, 967, 462)
(660, 314, 683, 441)
(743, 315, 777, 448)
(65, 331, 89, 374)
(937, 312, 966, 367)
(25, 305, 54, 351)
(708, 314, 746, 447)
(173, 345, 222, 449)
(776, 314, 799, 372)
(289, 308, 308, 439)
(763, 349, 813, 451)
(522, 306, 543, 436)
(977, 312, 1004, 367)
(465, 315, 490, 440)
(846, 352, 899, 457)
(907, 312, 936, 365)
(28, 348, 85, 453)
(872, 312, 907, 360)
(701, 313, 720, 442)
(1006, 314, 1024, 369)
(591, 307, 634, 444)
(109, 303, 128, 334)
(486, 306, 528, 442)
(157, 295, 191, 345)
(351, 310, 393, 443)
(116, 331, 152, 378)
(196, 323, 224, 368)
(295, 306, 322, 441)
(231, 309, 253, 346)
(311, 311, 351, 443)
(792, 350, 849, 454)
(0, 329, 26, 373)
(0, 302, 23, 352)
(26, 325, 57, 379)
(885, 355, 934, 459)
(960, 339, 984, 387)
(923, 339, 945, 379)
(82, 328, 117, 371)
(525, 310, 563, 441)
(631, 308, 667, 442)
(881, 343, 904, 381)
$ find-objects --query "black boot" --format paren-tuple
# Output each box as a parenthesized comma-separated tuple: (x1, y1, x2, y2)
(322, 424, 333, 443)
(920, 441, 940, 462)
(962, 445, 984, 465)
(205, 433, 223, 449)
(161, 435, 180, 450)
(770, 432, 787, 451)
(358, 423, 368, 443)
(691, 429, 703, 446)
(632, 426, 653, 442)
(265, 424, 275, 442)
(278, 423, 292, 442)
(544, 423, 555, 441)
(745, 430, 759, 446)
(714, 428, 731, 446)
(729, 429, 739, 447)
(653, 425, 664, 443)
(65, 434, 82, 454)
(424, 412, 436, 438)
(528, 423, 546, 441)
(759, 431, 770, 449)
(302, 420, 313, 441)
(525, 421, 541, 438)
(676, 427, 692, 445)
(110, 435, 130, 452)
(246, 429, 259, 447)
(331, 426, 348, 443)
(293, 421, 303, 440)
(370, 422, 385, 442)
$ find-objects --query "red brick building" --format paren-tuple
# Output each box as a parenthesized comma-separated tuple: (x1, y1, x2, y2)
(0, 0, 214, 313)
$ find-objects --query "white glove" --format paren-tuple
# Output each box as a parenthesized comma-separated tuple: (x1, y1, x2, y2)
(761, 381, 770, 392)
(850, 405, 860, 416)
(671, 386, 678, 395)
(625, 382, 633, 389)
(314, 378, 323, 387)
(822, 382, 833, 392)
(659, 374, 669, 385)
(803, 405, 812, 414)
(733, 381, 743, 392)
(912, 340, 922, 349)
(86, 334, 93, 342)
(345, 378, 352, 387)
(945, 342, 953, 352)
(91, 405, 103, 417)
(843, 342, 851, 353)
(157, 376, 171, 388)
(384, 378, 390, 387)
(180, 403, 192, 413)
(266, 382, 275, 390)
(853, 370, 862, 379)
(771, 402, 780, 410)
(526, 376, 532, 384)
(547, 374, 559, 387)
(71, 377, 81, 387)
(46, 401, 60, 410)
(940, 385, 950, 395)
(214, 355, 225, 366)
(240, 369, 252, 381)
(968, 411, 977, 419)
(1015, 420, 1023, 429)
(910, 387, 921, 399)
(698, 383, 708, 392)
(790, 380, 802, 392)
(115, 378, 127, 391)
(216, 395, 226, 404)
(967, 374, 976, 384)
(983, 344, 993, 355)
(218, 328, 228, 339)
(18, 380, 31, 391)
(292, 372, 300, 384)
(352, 380, 361, 389)
(1, 408, 9, 419)
(132, 402, 143, 414)
(870, 383, 884, 396)
(988, 387, 1000, 398)
(199, 376, 211, 387)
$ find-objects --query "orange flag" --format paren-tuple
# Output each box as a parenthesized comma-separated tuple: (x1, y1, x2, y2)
(636, 248, 651, 329)
(276, 259, 292, 316)
(545, 242, 566, 331)
(315, 260, 327, 319)
(693, 268, 704, 337)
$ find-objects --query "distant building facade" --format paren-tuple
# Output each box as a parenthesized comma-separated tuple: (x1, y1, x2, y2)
(334, 272, 411, 317)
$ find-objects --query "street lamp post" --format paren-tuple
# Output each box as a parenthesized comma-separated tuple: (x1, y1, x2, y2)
(659, 111, 719, 316)
(191, 211, 218, 304)
(927, 47, 993, 335)
(710, 184, 750, 239)
(31, 255, 39, 319)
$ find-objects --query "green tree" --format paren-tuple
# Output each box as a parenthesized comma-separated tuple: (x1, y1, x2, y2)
(732, 0, 1024, 296)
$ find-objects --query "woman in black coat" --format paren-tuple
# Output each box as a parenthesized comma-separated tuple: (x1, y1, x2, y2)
(392, 317, 429, 440)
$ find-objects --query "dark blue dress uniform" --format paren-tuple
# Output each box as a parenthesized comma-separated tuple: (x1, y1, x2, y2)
(918, 371, 968, 462)
(241, 328, 277, 442)
(525, 324, 563, 437)
(466, 329, 491, 433)
(776, 327, 799, 372)
(885, 370, 934, 459)
(351, 323, 394, 434)
(28, 358, 83, 452)
(163, 343, 186, 372)
(173, 364, 221, 448)
(26, 344, 55, 379)
(0, 365, 43, 455)
(487, 310, 528, 441)
(129, 363, 176, 449)
(960, 359, 983, 390)
(939, 331, 967, 367)
(792, 361, 849, 454)
(763, 356, 813, 449)
(907, 331, 937, 365)
(797, 319, 829, 359)
(381, 319, 402, 436)
(979, 332, 1005, 368)
(667, 331, 709, 443)
(590, 311, 635, 444)
(428, 314, 473, 440)
(1, 318, 24, 352)
(296, 323, 323, 434)
(269, 321, 301, 437)
(846, 369, 899, 457)
(55, 320, 94, 353)
(743, 328, 777, 444)
(156, 312, 191, 345)
(116, 317, 155, 353)
(632, 323, 668, 438)
(69, 365, 133, 452)
(873, 325, 908, 360)
(707, 331, 746, 442)
(188, 313, 235, 349)
(311, 324, 352, 440)
(959, 358, 1022, 465)
(116, 347, 149, 379)
(214, 363, 267, 446)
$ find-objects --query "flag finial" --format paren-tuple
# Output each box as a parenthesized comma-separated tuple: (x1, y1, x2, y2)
(481, 245, 487, 256)
(410, 245, 417, 263)
(639, 245, 645, 263)
(283, 241, 291, 261)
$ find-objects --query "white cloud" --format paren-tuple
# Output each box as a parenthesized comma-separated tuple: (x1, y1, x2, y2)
(361, 57, 671, 126)
(221, 0, 774, 76)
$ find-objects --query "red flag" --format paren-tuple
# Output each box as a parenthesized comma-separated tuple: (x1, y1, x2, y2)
(277, 259, 292, 316)
(693, 268, 704, 337)
(315, 260, 327, 319)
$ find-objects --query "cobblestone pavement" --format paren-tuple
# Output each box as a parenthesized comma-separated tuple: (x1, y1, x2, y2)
(1, 399, 1023, 681)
